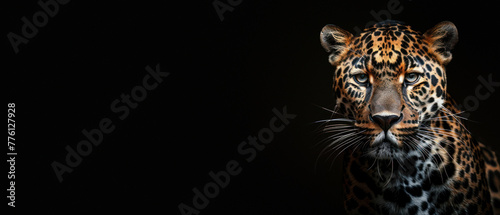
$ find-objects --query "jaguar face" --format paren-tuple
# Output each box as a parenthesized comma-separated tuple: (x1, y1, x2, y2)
(320, 21, 458, 159)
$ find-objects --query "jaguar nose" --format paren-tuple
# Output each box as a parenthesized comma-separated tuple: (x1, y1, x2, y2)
(370, 114, 402, 132)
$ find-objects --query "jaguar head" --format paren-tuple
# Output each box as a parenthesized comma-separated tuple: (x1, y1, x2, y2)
(320, 21, 458, 159)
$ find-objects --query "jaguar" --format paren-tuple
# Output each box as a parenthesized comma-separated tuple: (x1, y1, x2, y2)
(318, 20, 500, 214)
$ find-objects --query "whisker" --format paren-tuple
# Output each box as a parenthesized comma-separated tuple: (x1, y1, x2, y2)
(313, 118, 356, 124)
(329, 135, 367, 167)
(320, 130, 366, 157)
(314, 129, 358, 148)
(312, 104, 344, 116)
(315, 129, 366, 171)
(383, 159, 394, 188)
(440, 107, 471, 134)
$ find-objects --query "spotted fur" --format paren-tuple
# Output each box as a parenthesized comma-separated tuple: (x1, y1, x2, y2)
(319, 20, 500, 215)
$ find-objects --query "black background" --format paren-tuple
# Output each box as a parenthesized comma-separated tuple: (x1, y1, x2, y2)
(5, 0, 499, 214)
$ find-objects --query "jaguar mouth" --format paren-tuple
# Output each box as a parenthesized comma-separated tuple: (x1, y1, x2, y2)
(365, 131, 402, 159)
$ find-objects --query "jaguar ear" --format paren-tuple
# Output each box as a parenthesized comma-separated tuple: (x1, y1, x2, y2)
(320, 24, 353, 65)
(424, 21, 458, 65)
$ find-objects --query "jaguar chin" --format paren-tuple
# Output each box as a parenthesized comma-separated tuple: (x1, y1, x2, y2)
(364, 130, 403, 160)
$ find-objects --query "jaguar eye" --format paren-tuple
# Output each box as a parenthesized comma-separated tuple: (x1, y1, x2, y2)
(354, 74, 369, 84)
(405, 73, 420, 84)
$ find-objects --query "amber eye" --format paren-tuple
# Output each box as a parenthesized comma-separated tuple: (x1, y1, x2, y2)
(354, 74, 369, 84)
(405, 73, 420, 84)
